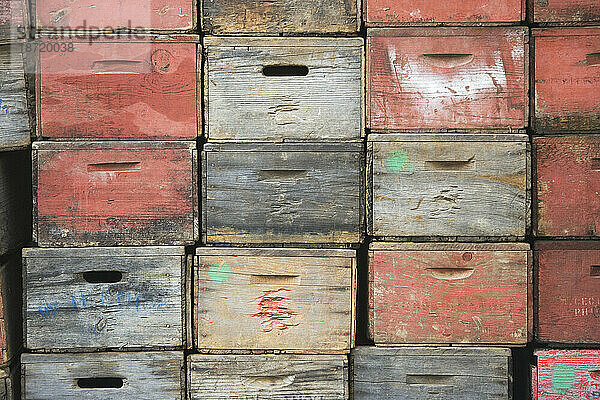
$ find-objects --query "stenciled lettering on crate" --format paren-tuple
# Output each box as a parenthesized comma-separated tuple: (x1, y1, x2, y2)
(33, 141, 198, 247)
(23, 247, 187, 351)
(533, 350, 600, 399)
(533, 28, 600, 133)
(534, 135, 600, 237)
(0, 0, 27, 43)
(353, 347, 512, 400)
(0, 151, 31, 255)
(194, 248, 356, 353)
(532, 0, 600, 24)
(204, 37, 363, 142)
(366, 0, 524, 25)
(368, 134, 530, 239)
(0, 254, 21, 368)
(22, 351, 185, 400)
(36, 0, 195, 32)
(202, 143, 364, 245)
(0, 43, 30, 150)
(188, 354, 348, 399)
(369, 242, 532, 345)
(0, 363, 17, 400)
(37, 35, 199, 140)
(367, 27, 528, 131)
(536, 241, 600, 344)
(202, 0, 360, 35)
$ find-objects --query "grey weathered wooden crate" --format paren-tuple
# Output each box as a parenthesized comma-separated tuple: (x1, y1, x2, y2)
(188, 354, 348, 399)
(201, 0, 360, 35)
(0, 0, 28, 44)
(0, 151, 31, 256)
(0, 362, 18, 400)
(204, 37, 364, 142)
(352, 346, 512, 400)
(21, 351, 185, 400)
(367, 134, 530, 240)
(0, 43, 31, 150)
(0, 254, 22, 367)
(194, 247, 356, 353)
(203, 142, 364, 245)
(23, 246, 188, 352)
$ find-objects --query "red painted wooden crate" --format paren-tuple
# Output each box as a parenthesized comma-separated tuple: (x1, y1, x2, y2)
(367, 27, 528, 131)
(37, 35, 199, 140)
(534, 135, 600, 237)
(369, 242, 532, 345)
(536, 241, 600, 344)
(532, 0, 600, 24)
(534, 350, 600, 399)
(533, 28, 600, 133)
(366, 0, 524, 26)
(0, 0, 27, 42)
(33, 141, 198, 247)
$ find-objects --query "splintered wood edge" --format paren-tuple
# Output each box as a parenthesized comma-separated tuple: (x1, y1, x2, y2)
(32, 141, 197, 151)
(203, 36, 364, 48)
(195, 247, 356, 258)
(368, 133, 529, 142)
(368, 26, 528, 37)
(188, 354, 348, 362)
(534, 240, 600, 250)
(352, 346, 511, 357)
(532, 27, 600, 36)
(35, 34, 201, 43)
(203, 142, 363, 152)
(21, 351, 185, 364)
(22, 246, 186, 257)
(369, 242, 531, 251)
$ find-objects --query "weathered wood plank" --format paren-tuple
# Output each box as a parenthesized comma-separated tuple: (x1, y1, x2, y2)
(23, 247, 186, 351)
(0, 43, 30, 150)
(22, 351, 184, 400)
(0, 0, 27, 43)
(352, 346, 512, 399)
(0, 363, 18, 400)
(194, 247, 355, 352)
(534, 349, 600, 399)
(532, 0, 600, 23)
(188, 354, 348, 399)
(201, 0, 360, 35)
(204, 37, 363, 142)
(0, 151, 31, 256)
(0, 254, 21, 366)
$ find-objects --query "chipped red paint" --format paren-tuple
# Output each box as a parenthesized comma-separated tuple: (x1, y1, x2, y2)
(252, 289, 299, 333)
(534, 135, 600, 237)
(38, 37, 198, 140)
(535, 350, 600, 399)
(533, 0, 600, 23)
(367, 27, 528, 131)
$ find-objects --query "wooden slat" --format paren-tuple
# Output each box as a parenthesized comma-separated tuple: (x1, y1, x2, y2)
(532, 0, 600, 23)
(0, 43, 30, 150)
(0, 363, 17, 400)
(0, 151, 30, 256)
(534, 350, 600, 399)
(370, 242, 531, 251)
(0, 254, 21, 366)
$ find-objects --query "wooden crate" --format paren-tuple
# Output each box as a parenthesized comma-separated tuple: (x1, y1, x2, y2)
(194, 247, 355, 353)
(532, 0, 600, 24)
(33, 141, 198, 247)
(534, 349, 600, 399)
(22, 351, 184, 399)
(36, 0, 195, 32)
(0, 151, 31, 256)
(353, 347, 512, 399)
(536, 241, 600, 344)
(0, 254, 21, 367)
(201, 0, 360, 35)
(202, 142, 364, 245)
(0, 0, 27, 43)
(367, 27, 528, 132)
(188, 354, 348, 399)
(369, 242, 532, 345)
(37, 35, 199, 140)
(0, 43, 30, 150)
(534, 135, 600, 237)
(366, 0, 524, 25)
(367, 134, 530, 239)
(23, 246, 187, 352)
(533, 28, 600, 133)
(0, 362, 18, 400)
(204, 37, 363, 142)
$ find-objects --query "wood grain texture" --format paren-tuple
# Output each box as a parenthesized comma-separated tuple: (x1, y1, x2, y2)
(368, 134, 529, 238)
(352, 346, 512, 399)
(535, 241, 600, 343)
(23, 247, 186, 351)
(36, 0, 195, 31)
(533, 28, 600, 133)
(202, 143, 364, 245)
(0, 363, 18, 400)
(202, 0, 359, 34)
(0, 151, 31, 256)
(367, 27, 528, 131)
(0, 254, 21, 367)
(534, 349, 600, 399)
(532, 0, 600, 23)
(366, 0, 524, 25)
(0, 0, 27, 43)
(188, 354, 348, 399)
(204, 37, 363, 142)
(369, 242, 531, 345)
(194, 247, 355, 353)
(33, 141, 198, 247)
(21, 351, 184, 400)
(37, 36, 199, 140)
(534, 135, 600, 237)
(0, 43, 30, 150)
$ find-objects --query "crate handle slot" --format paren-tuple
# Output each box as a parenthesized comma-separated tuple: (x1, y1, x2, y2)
(250, 274, 300, 284)
(81, 271, 123, 283)
(426, 268, 474, 280)
(240, 375, 295, 389)
(590, 370, 600, 379)
(419, 54, 474, 68)
(584, 53, 600, 66)
(258, 170, 307, 180)
(77, 377, 124, 389)
(406, 374, 454, 385)
(262, 65, 309, 77)
(425, 158, 475, 171)
(591, 266, 600, 277)
(591, 158, 600, 170)
(92, 60, 147, 75)
(87, 162, 141, 172)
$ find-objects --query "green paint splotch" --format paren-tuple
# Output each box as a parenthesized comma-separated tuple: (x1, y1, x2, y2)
(552, 363, 576, 395)
(208, 262, 231, 282)
(387, 150, 415, 173)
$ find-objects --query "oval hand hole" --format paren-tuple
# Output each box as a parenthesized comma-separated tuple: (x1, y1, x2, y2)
(585, 53, 600, 66)
(87, 162, 141, 172)
(262, 65, 309, 77)
(82, 271, 123, 284)
(419, 54, 474, 68)
(591, 158, 600, 171)
(77, 377, 124, 389)
(591, 266, 600, 277)
(427, 268, 474, 280)
(406, 374, 454, 385)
